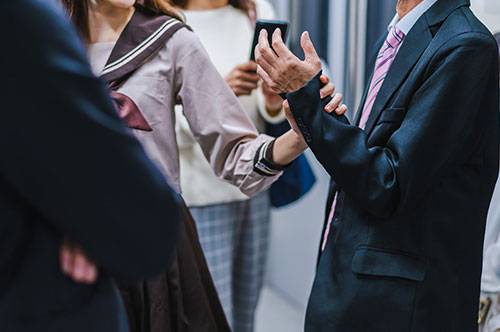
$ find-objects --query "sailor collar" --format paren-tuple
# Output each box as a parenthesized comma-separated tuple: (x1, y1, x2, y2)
(101, 8, 187, 83)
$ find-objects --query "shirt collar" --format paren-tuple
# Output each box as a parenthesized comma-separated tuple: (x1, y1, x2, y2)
(388, 0, 438, 35)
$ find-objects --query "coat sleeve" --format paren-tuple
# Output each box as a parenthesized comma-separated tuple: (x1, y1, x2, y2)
(287, 32, 499, 219)
(0, 0, 181, 282)
(171, 29, 281, 196)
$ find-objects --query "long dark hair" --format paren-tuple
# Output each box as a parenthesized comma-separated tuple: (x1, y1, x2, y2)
(169, 0, 254, 13)
(61, 0, 183, 41)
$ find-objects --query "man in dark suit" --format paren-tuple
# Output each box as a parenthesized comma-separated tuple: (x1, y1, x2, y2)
(255, 0, 500, 330)
(0, 0, 181, 331)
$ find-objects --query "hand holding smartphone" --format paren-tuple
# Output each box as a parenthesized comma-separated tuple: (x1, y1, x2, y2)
(250, 20, 289, 61)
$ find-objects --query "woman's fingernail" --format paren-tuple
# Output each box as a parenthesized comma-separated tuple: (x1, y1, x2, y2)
(75, 265, 85, 279)
(63, 258, 71, 271)
(86, 266, 96, 280)
(325, 105, 332, 112)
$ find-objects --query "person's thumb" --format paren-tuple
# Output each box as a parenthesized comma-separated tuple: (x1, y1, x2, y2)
(301, 31, 319, 63)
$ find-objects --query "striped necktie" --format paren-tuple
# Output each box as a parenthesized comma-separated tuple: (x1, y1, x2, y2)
(321, 26, 406, 252)
(359, 25, 406, 129)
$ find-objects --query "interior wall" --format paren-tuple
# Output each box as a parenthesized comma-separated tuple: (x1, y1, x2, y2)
(470, 0, 500, 33)
(264, 0, 330, 311)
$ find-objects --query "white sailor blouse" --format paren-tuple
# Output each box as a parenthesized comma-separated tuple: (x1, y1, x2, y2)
(86, 9, 282, 196)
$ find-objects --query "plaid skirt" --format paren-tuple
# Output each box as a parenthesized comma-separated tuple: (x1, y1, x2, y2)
(118, 203, 231, 332)
(190, 191, 271, 332)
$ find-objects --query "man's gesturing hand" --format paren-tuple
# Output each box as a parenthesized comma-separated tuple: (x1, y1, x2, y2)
(255, 29, 322, 93)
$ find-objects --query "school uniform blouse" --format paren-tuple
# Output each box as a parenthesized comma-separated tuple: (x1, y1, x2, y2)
(87, 27, 281, 196)
(175, 0, 284, 207)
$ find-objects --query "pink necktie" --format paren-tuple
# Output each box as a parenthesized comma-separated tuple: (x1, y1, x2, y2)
(321, 26, 405, 252)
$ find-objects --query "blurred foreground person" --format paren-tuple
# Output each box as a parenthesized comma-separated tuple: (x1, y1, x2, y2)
(0, 0, 182, 331)
(479, 31, 500, 332)
(255, 0, 500, 330)
(60, 0, 342, 331)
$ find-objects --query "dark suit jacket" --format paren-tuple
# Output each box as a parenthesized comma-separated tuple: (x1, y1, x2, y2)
(0, 1, 181, 331)
(287, 0, 500, 331)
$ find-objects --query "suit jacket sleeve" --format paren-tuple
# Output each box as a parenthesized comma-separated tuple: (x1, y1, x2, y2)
(0, 0, 181, 282)
(287, 32, 499, 219)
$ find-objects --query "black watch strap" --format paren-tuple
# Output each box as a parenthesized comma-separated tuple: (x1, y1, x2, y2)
(253, 140, 291, 177)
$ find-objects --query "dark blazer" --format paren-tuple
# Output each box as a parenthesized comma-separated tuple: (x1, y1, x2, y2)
(287, 0, 500, 331)
(0, 1, 181, 331)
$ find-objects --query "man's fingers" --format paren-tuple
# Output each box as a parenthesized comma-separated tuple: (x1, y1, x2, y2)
(254, 39, 278, 83)
(325, 93, 343, 113)
(257, 30, 280, 66)
(255, 55, 277, 84)
(258, 29, 270, 48)
(271, 28, 294, 59)
(256, 65, 280, 93)
(301, 31, 321, 66)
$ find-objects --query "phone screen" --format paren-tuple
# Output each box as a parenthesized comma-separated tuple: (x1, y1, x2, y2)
(250, 20, 289, 61)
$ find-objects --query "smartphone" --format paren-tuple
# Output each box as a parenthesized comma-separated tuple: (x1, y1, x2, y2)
(250, 20, 289, 61)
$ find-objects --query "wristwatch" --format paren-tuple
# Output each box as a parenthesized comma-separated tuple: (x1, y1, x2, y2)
(253, 140, 290, 176)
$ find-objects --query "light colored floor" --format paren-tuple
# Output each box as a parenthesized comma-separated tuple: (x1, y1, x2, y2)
(255, 286, 305, 332)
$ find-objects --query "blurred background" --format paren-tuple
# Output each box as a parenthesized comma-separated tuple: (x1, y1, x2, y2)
(255, 1, 500, 331)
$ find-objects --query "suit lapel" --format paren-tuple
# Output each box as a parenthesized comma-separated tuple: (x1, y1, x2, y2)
(363, 17, 433, 135)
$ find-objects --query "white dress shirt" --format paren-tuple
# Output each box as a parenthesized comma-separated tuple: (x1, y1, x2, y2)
(388, 0, 438, 53)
